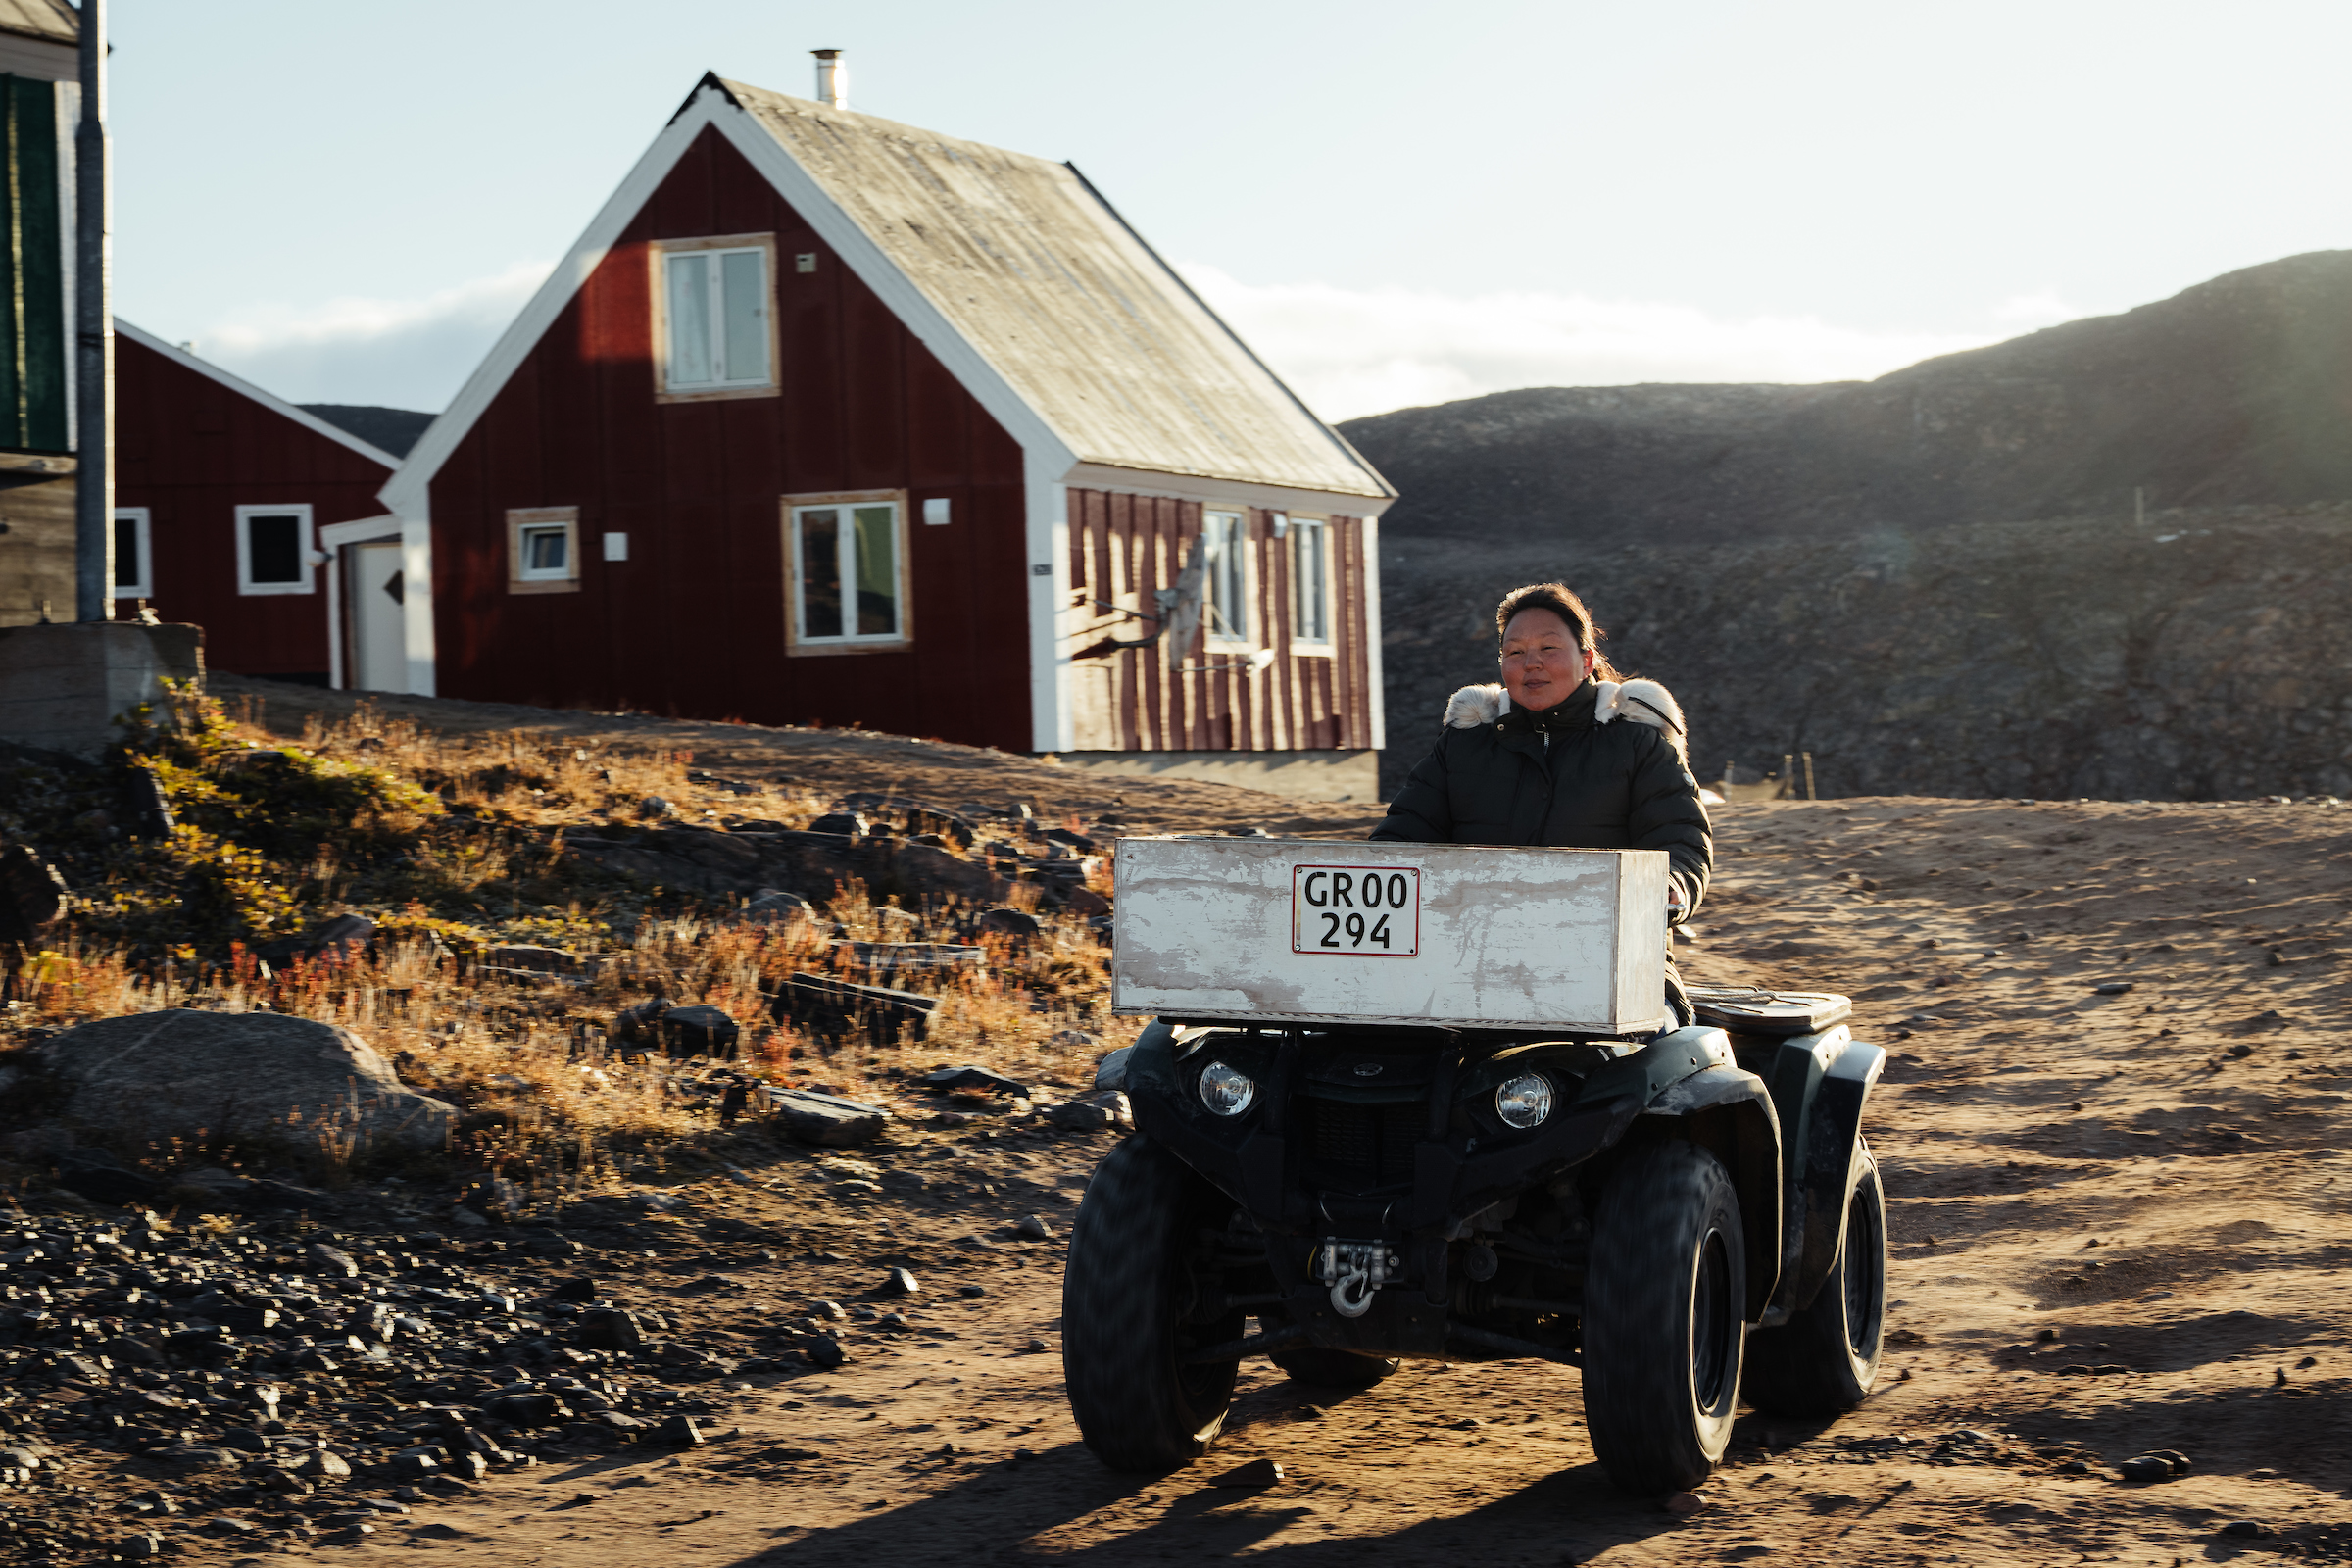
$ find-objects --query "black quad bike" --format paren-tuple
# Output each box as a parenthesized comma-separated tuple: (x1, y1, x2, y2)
(1061, 985, 1887, 1493)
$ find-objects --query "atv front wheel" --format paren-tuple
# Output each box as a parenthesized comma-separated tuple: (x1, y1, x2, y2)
(1741, 1142, 1886, 1416)
(1581, 1138, 1747, 1493)
(1062, 1136, 1244, 1470)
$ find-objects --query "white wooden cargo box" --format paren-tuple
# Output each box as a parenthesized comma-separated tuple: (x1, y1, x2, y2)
(1110, 837, 1669, 1034)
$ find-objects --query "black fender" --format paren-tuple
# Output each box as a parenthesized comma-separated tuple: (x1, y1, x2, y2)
(1753, 1025, 1886, 1324)
(1635, 1029, 1784, 1321)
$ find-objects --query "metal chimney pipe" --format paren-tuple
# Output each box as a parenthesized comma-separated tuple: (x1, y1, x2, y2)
(812, 49, 847, 111)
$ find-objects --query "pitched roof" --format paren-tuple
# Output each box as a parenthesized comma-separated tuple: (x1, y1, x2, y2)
(712, 77, 1389, 500)
(0, 0, 74, 46)
(117, 320, 404, 470)
(383, 74, 1390, 516)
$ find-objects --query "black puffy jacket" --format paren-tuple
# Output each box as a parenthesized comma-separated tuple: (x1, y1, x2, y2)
(1370, 678, 1713, 917)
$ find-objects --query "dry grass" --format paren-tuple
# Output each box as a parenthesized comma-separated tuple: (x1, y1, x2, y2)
(6, 695, 1138, 1212)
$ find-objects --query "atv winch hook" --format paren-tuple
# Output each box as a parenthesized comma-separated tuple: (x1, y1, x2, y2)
(1316, 1240, 1396, 1319)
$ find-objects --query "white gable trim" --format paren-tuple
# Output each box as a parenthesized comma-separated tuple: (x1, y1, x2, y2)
(704, 97, 1080, 479)
(379, 79, 1084, 522)
(114, 320, 401, 470)
(375, 94, 726, 520)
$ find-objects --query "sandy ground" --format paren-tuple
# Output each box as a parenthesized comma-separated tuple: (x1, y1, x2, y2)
(234, 789, 2342, 1568)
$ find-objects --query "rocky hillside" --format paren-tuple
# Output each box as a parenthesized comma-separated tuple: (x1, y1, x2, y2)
(1344, 251, 2352, 545)
(1377, 504, 2352, 802)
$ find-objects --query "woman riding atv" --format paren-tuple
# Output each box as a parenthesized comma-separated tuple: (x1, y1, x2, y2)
(1373, 581, 1710, 1019)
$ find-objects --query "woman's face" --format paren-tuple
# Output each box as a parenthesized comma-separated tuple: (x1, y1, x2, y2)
(1499, 608, 1593, 711)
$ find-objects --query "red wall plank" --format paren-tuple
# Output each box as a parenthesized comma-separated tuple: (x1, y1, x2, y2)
(427, 126, 1032, 752)
(115, 334, 394, 680)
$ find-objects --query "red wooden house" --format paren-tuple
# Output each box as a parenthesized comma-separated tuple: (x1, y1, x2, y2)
(114, 322, 413, 688)
(379, 70, 1396, 796)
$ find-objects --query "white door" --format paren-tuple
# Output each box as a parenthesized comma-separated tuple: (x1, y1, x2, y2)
(350, 542, 407, 692)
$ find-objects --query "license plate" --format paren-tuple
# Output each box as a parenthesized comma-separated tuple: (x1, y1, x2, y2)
(1292, 864, 1419, 956)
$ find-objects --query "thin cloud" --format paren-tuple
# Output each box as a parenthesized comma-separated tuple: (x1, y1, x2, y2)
(177, 261, 554, 411)
(1178, 264, 2073, 421)
(160, 256, 2090, 424)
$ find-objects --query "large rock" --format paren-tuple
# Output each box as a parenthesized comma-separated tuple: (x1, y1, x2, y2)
(768, 1089, 890, 1148)
(38, 1009, 455, 1152)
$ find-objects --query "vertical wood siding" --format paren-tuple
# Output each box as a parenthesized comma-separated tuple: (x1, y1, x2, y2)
(426, 126, 1031, 751)
(114, 335, 393, 678)
(1064, 488, 1371, 753)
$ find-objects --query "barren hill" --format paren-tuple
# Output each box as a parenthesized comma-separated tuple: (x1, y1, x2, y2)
(1344, 251, 2352, 544)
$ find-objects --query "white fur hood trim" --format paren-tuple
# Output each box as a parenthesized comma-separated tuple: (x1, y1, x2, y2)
(1443, 678, 1689, 759)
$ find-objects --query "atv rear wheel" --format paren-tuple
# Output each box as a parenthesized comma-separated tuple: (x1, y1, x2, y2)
(1062, 1136, 1244, 1470)
(1741, 1142, 1886, 1416)
(1581, 1139, 1747, 1494)
(1269, 1346, 1400, 1389)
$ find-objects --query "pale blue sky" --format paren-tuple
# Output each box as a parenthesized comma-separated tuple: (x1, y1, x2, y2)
(107, 0, 2352, 416)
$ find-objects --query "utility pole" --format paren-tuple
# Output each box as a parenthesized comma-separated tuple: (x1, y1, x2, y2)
(73, 0, 111, 622)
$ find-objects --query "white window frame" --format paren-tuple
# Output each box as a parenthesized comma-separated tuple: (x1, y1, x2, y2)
(651, 233, 780, 403)
(1287, 514, 1335, 654)
(507, 508, 581, 596)
(111, 507, 153, 600)
(783, 490, 912, 657)
(235, 504, 316, 596)
(1200, 510, 1252, 650)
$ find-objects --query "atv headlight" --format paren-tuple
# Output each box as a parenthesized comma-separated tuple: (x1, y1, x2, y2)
(1198, 1060, 1256, 1117)
(1494, 1072, 1554, 1130)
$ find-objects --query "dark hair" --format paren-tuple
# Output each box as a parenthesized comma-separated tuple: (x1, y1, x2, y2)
(1494, 582, 1625, 682)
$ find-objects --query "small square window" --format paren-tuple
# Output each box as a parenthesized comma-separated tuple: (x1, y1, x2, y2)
(236, 505, 316, 596)
(655, 236, 778, 400)
(507, 508, 581, 595)
(111, 508, 153, 600)
(517, 525, 569, 579)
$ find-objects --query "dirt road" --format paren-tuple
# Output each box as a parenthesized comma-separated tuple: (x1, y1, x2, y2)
(281, 791, 2342, 1568)
(20, 784, 2345, 1566)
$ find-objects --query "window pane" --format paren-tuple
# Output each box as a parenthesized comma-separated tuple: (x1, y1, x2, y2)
(1294, 523, 1327, 641)
(525, 527, 568, 573)
(665, 253, 713, 387)
(852, 505, 897, 637)
(720, 250, 768, 383)
(247, 514, 303, 583)
(113, 516, 141, 588)
(799, 508, 843, 639)
(1203, 514, 1247, 641)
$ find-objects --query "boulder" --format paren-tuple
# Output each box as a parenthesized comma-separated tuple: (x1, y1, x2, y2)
(656, 1004, 740, 1061)
(921, 1063, 1030, 1099)
(0, 844, 69, 945)
(252, 913, 376, 968)
(36, 1010, 456, 1153)
(974, 906, 1041, 940)
(769, 1089, 890, 1149)
(1046, 1090, 1131, 1132)
(743, 888, 817, 927)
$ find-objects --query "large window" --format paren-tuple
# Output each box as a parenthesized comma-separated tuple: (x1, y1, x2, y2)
(1200, 511, 1250, 648)
(787, 494, 908, 652)
(655, 235, 777, 399)
(111, 508, 152, 600)
(507, 507, 581, 595)
(1288, 514, 1332, 649)
(236, 505, 315, 596)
